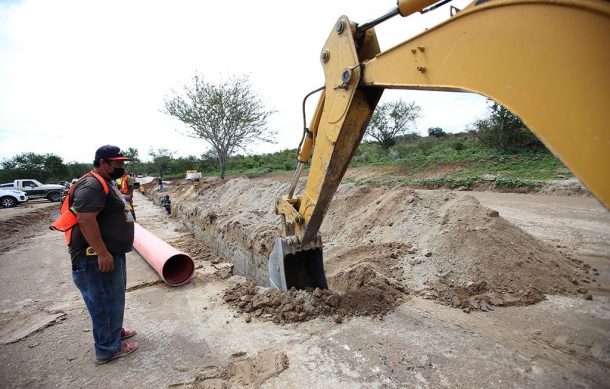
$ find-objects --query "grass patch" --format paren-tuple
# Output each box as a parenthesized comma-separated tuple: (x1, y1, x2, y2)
(159, 133, 568, 192)
(351, 135, 568, 182)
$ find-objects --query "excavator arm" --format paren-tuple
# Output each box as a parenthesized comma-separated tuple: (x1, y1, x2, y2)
(269, 0, 610, 290)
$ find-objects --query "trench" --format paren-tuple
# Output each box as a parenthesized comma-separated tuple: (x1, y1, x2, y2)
(174, 204, 271, 287)
(142, 177, 601, 313)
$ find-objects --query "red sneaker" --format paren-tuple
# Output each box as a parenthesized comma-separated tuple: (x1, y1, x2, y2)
(121, 327, 137, 340)
(96, 342, 139, 365)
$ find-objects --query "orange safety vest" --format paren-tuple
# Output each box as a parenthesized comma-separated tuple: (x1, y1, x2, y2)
(118, 174, 129, 194)
(50, 171, 109, 245)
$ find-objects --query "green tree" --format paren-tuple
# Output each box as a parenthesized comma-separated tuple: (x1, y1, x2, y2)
(149, 148, 172, 178)
(66, 162, 91, 179)
(123, 147, 144, 175)
(428, 127, 446, 139)
(124, 147, 140, 162)
(0, 152, 68, 183)
(473, 101, 543, 149)
(199, 149, 219, 172)
(43, 155, 68, 182)
(170, 155, 200, 175)
(164, 73, 275, 179)
(366, 99, 421, 150)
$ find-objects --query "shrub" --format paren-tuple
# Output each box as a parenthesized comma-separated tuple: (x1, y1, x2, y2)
(353, 151, 370, 163)
(396, 132, 422, 144)
(451, 141, 465, 151)
(472, 101, 545, 150)
(388, 149, 401, 160)
(393, 143, 419, 157)
(417, 140, 434, 156)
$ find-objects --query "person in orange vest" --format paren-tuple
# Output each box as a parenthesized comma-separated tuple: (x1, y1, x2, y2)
(67, 145, 139, 364)
(117, 172, 136, 221)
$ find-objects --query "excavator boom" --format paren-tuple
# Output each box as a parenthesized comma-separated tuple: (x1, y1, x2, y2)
(269, 0, 610, 290)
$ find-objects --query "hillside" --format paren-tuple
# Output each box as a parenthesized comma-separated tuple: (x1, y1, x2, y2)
(200, 134, 579, 193)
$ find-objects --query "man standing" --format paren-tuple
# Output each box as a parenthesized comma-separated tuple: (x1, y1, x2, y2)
(117, 171, 137, 221)
(70, 145, 138, 364)
(158, 176, 164, 192)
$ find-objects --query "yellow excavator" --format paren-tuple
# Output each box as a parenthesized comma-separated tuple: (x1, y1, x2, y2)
(268, 0, 610, 290)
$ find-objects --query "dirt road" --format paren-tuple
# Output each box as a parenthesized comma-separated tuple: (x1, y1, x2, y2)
(0, 189, 608, 388)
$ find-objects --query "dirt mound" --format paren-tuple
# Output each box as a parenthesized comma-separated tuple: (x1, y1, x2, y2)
(324, 187, 595, 309)
(539, 177, 592, 197)
(0, 206, 55, 253)
(154, 177, 596, 312)
(224, 270, 406, 324)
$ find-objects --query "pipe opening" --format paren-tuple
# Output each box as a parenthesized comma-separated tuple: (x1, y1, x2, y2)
(162, 254, 195, 285)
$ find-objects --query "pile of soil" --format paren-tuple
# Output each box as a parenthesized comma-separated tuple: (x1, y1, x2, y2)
(326, 185, 594, 306)
(224, 271, 406, 324)
(0, 206, 55, 254)
(146, 177, 596, 315)
(539, 177, 591, 197)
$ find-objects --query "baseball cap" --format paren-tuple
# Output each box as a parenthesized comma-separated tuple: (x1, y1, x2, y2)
(94, 145, 132, 161)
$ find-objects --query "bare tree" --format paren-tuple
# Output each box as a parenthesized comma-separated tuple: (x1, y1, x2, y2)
(366, 99, 421, 150)
(164, 74, 275, 179)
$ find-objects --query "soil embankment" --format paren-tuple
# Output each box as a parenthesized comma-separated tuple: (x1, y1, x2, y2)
(0, 203, 56, 254)
(143, 177, 597, 321)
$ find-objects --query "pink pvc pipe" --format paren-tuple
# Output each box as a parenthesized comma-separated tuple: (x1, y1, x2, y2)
(133, 223, 195, 286)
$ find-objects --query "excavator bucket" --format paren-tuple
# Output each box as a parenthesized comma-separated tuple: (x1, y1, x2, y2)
(268, 236, 328, 291)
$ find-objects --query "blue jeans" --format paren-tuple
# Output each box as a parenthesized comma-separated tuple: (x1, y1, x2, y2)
(72, 253, 126, 360)
(159, 183, 164, 192)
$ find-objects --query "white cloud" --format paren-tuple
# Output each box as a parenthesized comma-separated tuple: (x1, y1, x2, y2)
(0, 0, 487, 163)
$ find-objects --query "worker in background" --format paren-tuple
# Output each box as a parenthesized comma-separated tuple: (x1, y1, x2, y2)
(62, 178, 79, 201)
(117, 172, 137, 221)
(160, 195, 171, 215)
(158, 176, 164, 192)
(69, 145, 138, 364)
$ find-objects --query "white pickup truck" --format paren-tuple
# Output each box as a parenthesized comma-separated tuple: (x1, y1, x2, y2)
(0, 188, 28, 208)
(10, 179, 64, 202)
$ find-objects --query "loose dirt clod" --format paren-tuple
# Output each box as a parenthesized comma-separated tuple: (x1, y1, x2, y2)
(223, 273, 406, 324)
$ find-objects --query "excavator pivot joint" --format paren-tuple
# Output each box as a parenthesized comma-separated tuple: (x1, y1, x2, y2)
(321, 49, 330, 63)
(335, 20, 345, 34)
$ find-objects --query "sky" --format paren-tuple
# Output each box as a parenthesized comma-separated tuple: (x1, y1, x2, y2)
(0, 0, 489, 163)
